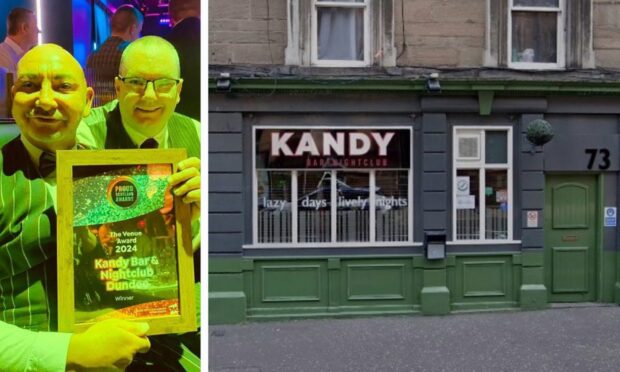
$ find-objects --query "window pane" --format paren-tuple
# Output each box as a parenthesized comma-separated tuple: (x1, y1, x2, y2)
(485, 170, 509, 240)
(485, 131, 508, 164)
(336, 171, 369, 242)
(456, 169, 479, 240)
(376, 171, 409, 242)
(514, 0, 559, 7)
(317, 7, 364, 61)
(511, 11, 557, 63)
(298, 171, 331, 243)
(257, 171, 292, 243)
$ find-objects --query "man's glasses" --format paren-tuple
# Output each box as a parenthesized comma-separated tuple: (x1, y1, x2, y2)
(117, 76, 180, 94)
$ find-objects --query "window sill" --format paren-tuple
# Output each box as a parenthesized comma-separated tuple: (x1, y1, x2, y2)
(243, 242, 423, 249)
(311, 60, 370, 68)
(447, 240, 522, 245)
(507, 62, 565, 70)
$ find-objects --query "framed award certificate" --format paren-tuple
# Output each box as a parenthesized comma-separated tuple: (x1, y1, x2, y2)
(56, 149, 196, 335)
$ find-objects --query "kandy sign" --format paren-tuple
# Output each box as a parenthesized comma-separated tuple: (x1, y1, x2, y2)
(256, 128, 410, 169)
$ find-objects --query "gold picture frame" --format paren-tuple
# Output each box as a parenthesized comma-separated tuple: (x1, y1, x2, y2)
(57, 149, 196, 335)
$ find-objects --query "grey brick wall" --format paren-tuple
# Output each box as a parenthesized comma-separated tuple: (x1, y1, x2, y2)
(209, 0, 620, 68)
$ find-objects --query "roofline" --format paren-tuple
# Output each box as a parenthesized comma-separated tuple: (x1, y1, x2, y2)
(209, 77, 620, 94)
(208, 65, 620, 95)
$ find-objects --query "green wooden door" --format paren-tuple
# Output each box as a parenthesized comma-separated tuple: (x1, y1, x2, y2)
(544, 175, 597, 302)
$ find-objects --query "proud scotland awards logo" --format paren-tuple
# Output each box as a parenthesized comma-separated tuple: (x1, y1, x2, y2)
(107, 176, 139, 208)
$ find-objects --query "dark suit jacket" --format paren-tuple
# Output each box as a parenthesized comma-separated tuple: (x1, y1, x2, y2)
(0, 137, 58, 331)
(103, 103, 200, 158)
(166, 17, 201, 121)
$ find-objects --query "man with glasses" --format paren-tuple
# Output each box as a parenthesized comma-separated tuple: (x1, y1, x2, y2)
(77, 35, 200, 371)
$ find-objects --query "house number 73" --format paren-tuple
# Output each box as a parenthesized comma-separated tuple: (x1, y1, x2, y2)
(585, 148, 610, 170)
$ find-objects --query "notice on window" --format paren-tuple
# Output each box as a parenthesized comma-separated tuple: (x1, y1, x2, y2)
(456, 176, 470, 195)
(496, 189, 507, 203)
(456, 195, 475, 209)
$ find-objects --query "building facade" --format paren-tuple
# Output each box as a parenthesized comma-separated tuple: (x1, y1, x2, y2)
(209, 0, 620, 323)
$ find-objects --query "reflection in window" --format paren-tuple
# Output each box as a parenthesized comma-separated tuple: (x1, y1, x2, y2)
(257, 171, 292, 243)
(456, 169, 480, 240)
(376, 171, 408, 242)
(298, 171, 331, 243)
(486, 131, 508, 164)
(485, 170, 508, 239)
(336, 172, 369, 242)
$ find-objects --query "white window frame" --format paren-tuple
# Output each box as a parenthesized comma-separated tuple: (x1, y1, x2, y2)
(452, 126, 515, 244)
(285, 0, 395, 67)
(249, 126, 414, 248)
(311, 0, 370, 67)
(507, 0, 565, 70)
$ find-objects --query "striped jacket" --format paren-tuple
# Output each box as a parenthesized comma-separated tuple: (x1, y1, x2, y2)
(0, 137, 58, 331)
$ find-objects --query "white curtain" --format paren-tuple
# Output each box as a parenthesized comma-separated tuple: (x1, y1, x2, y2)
(317, 5, 364, 61)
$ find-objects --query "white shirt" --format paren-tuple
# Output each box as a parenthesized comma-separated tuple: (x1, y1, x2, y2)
(123, 123, 169, 149)
(0, 37, 25, 74)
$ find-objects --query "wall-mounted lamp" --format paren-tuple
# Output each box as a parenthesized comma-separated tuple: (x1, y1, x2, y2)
(216, 72, 232, 92)
(426, 72, 441, 93)
(424, 231, 446, 260)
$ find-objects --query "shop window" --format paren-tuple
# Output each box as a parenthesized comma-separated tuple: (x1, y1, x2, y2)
(485, 0, 593, 69)
(453, 128, 513, 242)
(253, 127, 411, 246)
(285, 0, 395, 67)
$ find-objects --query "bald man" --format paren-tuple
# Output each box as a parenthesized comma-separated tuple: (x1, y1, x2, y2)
(77, 35, 201, 371)
(0, 43, 151, 371)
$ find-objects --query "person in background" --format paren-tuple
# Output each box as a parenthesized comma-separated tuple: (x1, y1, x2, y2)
(0, 8, 38, 74)
(86, 4, 144, 105)
(0, 43, 150, 371)
(166, 0, 200, 120)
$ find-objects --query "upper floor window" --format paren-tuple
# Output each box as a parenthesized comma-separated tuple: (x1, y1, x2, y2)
(312, 0, 369, 66)
(509, 0, 564, 69)
(453, 127, 514, 242)
(252, 127, 412, 246)
(285, 0, 395, 67)
(485, 0, 593, 69)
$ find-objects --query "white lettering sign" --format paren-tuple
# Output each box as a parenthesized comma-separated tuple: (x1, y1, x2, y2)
(270, 131, 395, 157)
(271, 132, 294, 156)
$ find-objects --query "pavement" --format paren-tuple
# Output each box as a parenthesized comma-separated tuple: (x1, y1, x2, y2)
(209, 304, 620, 372)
